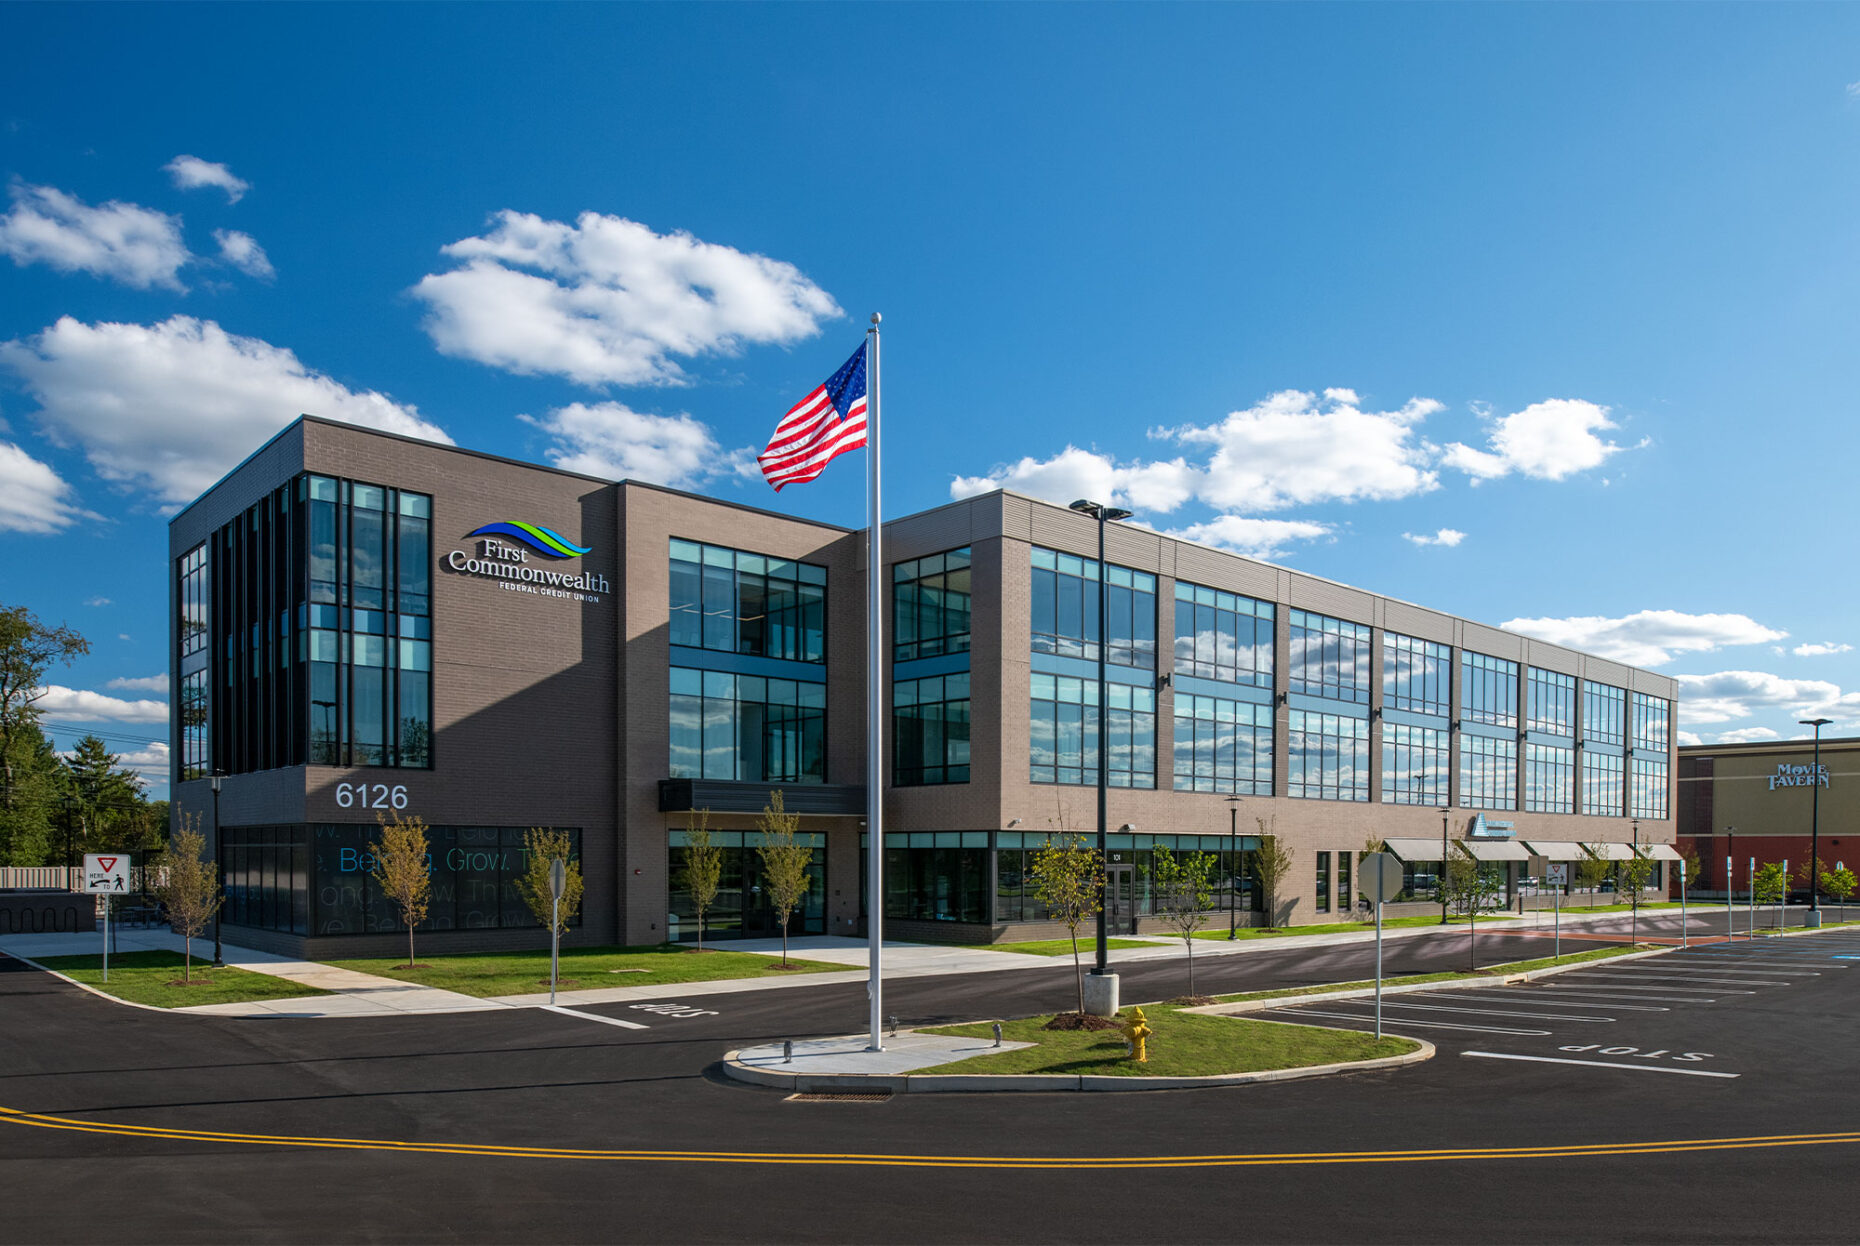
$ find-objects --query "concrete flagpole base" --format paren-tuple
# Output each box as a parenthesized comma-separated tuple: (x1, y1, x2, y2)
(1083, 972, 1120, 1017)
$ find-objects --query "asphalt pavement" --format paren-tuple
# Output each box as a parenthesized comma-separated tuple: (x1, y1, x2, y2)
(3, 912, 1857, 1244)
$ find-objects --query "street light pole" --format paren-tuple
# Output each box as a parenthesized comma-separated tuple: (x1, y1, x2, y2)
(210, 771, 224, 966)
(1801, 717, 1831, 924)
(1070, 498, 1131, 983)
(1225, 795, 1243, 938)
(1438, 805, 1452, 924)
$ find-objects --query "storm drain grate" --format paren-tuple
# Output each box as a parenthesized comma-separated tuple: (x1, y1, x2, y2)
(785, 1090, 893, 1103)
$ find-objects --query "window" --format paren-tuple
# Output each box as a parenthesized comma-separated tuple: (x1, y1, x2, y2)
(1631, 692, 1670, 753)
(1030, 548, 1155, 670)
(1459, 735, 1517, 810)
(1461, 652, 1519, 729)
(1583, 682, 1626, 746)
(1630, 756, 1670, 819)
(1383, 722, 1450, 806)
(993, 831, 1259, 922)
(308, 825, 579, 935)
(1287, 710, 1370, 801)
(1172, 582, 1273, 688)
(893, 548, 971, 662)
(880, 831, 990, 923)
(1289, 611, 1371, 703)
(1029, 674, 1155, 787)
(669, 539, 826, 664)
(1104, 683, 1157, 789)
(669, 828, 826, 940)
(894, 673, 970, 785)
(1527, 668, 1576, 737)
(1525, 743, 1574, 814)
(1338, 852, 1352, 913)
(1316, 851, 1331, 913)
(1383, 633, 1449, 716)
(669, 668, 825, 783)
(1581, 751, 1625, 817)
(1171, 694, 1273, 795)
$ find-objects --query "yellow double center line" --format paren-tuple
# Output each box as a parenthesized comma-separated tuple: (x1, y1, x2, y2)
(5, 1105, 1860, 1168)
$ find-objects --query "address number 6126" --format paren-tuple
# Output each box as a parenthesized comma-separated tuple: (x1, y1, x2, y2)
(335, 782, 409, 810)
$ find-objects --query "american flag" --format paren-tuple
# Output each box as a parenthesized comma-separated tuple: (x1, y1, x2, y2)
(758, 342, 869, 491)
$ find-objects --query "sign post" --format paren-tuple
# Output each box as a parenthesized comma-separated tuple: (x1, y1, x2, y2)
(548, 857, 566, 1006)
(1546, 863, 1568, 959)
(1679, 858, 1688, 948)
(1726, 855, 1734, 941)
(82, 854, 130, 982)
(1748, 857, 1756, 940)
(1781, 860, 1789, 932)
(1360, 854, 1403, 1039)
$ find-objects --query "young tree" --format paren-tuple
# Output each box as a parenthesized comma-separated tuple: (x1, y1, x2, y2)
(1028, 833, 1103, 1017)
(371, 811, 431, 968)
(1617, 852, 1655, 945)
(1440, 856, 1502, 920)
(1821, 866, 1857, 922)
(1678, 845, 1704, 899)
(1150, 842, 1217, 997)
(153, 818, 220, 984)
(1251, 818, 1294, 928)
(680, 807, 723, 951)
(515, 827, 583, 942)
(756, 791, 812, 968)
(1751, 861, 1789, 926)
(1575, 853, 1613, 908)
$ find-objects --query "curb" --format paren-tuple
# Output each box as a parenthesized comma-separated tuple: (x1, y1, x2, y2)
(720, 1029, 1434, 1094)
(1, 950, 191, 1015)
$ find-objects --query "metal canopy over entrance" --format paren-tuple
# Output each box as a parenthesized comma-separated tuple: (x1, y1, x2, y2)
(1585, 842, 1638, 861)
(1382, 837, 1447, 862)
(1643, 843, 1683, 861)
(1458, 839, 1531, 862)
(1523, 840, 1589, 861)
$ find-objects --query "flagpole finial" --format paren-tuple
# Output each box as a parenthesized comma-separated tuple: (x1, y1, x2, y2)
(870, 312, 881, 326)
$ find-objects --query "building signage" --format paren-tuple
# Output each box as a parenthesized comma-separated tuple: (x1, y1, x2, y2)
(445, 521, 610, 604)
(1468, 813, 1515, 839)
(1769, 763, 1830, 792)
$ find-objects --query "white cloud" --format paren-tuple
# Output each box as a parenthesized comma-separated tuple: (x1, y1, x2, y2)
(164, 155, 249, 203)
(1676, 731, 1703, 747)
(1500, 609, 1786, 667)
(0, 440, 94, 533)
(85, 597, 112, 607)
(0, 315, 452, 506)
(114, 739, 170, 787)
(105, 674, 168, 693)
(0, 182, 191, 290)
(1848, 81, 1860, 100)
(518, 402, 742, 489)
(1793, 642, 1853, 658)
(1674, 670, 1860, 725)
(1715, 727, 1780, 744)
(33, 684, 167, 723)
(1163, 516, 1334, 561)
(1442, 398, 1630, 482)
(1164, 389, 1442, 512)
(949, 446, 1198, 514)
(1403, 528, 1465, 548)
(411, 211, 842, 386)
(213, 229, 273, 279)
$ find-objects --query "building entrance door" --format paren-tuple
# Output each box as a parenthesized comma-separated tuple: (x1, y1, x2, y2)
(1105, 864, 1137, 935)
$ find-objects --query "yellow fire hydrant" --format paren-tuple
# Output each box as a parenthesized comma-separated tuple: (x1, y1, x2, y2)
(1121, 1007, 1153, 1063)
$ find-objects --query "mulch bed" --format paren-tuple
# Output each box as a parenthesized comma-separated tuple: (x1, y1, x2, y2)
(1041, 1012, 1125, 1031)
(768, 962, 805, 971)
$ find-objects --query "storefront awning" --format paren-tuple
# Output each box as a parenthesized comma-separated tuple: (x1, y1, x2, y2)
(1585, 842, 1638, 861)
(1642, 843, 1683, 861)
(1459, 839, 1531, 862)
(1382, 837, 1445, 863)
(1523, 840, 1589, 861)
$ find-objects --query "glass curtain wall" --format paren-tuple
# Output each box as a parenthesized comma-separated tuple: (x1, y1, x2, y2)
(894, 672, 971, 785)
(893, 548, 971, 661)
(668, 669, 826, 783)
(669, 539, 827, 663)
(666, 829, 826, 940)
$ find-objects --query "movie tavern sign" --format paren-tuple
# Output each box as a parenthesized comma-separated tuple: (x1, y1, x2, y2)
(1770, 763, 1831, 791)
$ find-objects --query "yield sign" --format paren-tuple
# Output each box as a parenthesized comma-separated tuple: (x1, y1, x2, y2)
(83, 854, 130, 893)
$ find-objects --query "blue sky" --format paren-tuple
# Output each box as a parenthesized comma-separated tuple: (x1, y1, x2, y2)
(4, 3, 1858, 798)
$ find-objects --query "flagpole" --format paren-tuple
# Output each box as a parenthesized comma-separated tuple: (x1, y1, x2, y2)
(865, 312, 884, 1052)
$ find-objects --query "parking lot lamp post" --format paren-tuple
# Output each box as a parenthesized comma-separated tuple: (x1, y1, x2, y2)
(1438, 806, 1451, 924)
(1225, 795, 1243, 938)
(1801, 718, 1831, 921)
(1070, 498, 1131, 977)
(210, 771, 224, 966)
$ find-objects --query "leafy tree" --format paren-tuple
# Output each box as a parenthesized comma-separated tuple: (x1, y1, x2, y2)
(1678, 845, 1703, 897)
(62, 735, 150, 858)
(756, 791, 813, 968)
(1821, 866, 1857, 922)
(680, 807, 723, 951)
(1618, 852, 1655, 944)
(371, 811, 432, 968)
(1150, 842, 1216, 997)
(1795, 854, 1829, 909)
(153, 818, 220, 984)
(1574, 853, 1613, 908)
(1751, 861, 1789, 925)
(1441, 855, 1502, 920)
(0, 722, 61, 866)
(0, 604, 89, 801)
(1251, 819, 1294, 928)
(515, 827, 583, 941)
(1028, 833, 1103, 1017)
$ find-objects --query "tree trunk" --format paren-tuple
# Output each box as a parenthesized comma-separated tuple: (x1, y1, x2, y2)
(780, 914, 789, 968)
(183, 933, 192, 983)
(407, 920, 415, 970)
(697, 910, 704, 953)
(1187, 938, 1195, 997)
(1071, 933, 1084, 1016)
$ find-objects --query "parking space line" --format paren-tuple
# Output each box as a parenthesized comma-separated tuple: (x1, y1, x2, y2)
(540, 1005, 650, 1030)
(1461, 1051, 1738, 1079)
(1517, 989, 1718, 1003)
(1361, 1002, 1615, 1023)
(1602, 968, 1802, 981)
(1276, 1008, 1551, 1036)
(1445, 992, 1671, 1012)
(1556, 977, 1752, 993)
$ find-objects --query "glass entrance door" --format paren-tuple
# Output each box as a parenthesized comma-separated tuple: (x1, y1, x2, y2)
(1105, 864, 1137, 935)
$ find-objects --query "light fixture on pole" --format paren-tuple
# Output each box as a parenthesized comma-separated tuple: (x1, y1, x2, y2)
(1438, 806, 1452, 924)
(1225, 795, 1244, 939)
(1069, 498, 1131, 1001)
(1801, 717, 1832, 925)
(209, 770, 224, 967)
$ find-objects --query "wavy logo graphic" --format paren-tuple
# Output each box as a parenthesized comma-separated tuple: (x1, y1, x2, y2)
(464, 522, 592, 560)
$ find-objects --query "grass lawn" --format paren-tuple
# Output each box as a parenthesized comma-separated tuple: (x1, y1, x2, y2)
(963, 938, 1155, 957)
(922, 1006, 1417, 1077)
(1192, 913, 1516, 940)
(31, 950, 335, 1009)
(325, 943, 847, 997)
(1206, 943, 1649, 1004)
